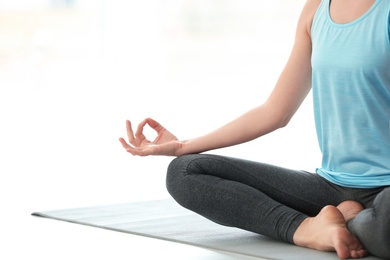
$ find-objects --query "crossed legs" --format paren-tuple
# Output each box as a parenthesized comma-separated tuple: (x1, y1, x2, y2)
(166, 154, 389, 258)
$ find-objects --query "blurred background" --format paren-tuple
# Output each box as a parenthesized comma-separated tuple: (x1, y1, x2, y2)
(0, 0, 320, 258)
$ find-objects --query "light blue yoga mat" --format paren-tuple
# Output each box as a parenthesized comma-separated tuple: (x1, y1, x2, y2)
(32, 199, 382, 260)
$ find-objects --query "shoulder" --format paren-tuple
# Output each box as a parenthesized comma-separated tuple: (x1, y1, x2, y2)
(298, 0, 323, 36)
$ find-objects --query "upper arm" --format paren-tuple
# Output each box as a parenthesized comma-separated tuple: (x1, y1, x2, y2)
(263, 0, 321, 127)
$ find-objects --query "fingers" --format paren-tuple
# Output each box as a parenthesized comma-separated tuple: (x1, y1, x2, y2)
(135, 118, 148, 141)
(119, 135, 149, 156)
(119, 137, 148, 155)
(119, 120, 140, 149)
(125, 120, 137, 145)
(145, 118, 164, 132)
(135, 117, 164, 140)
(120, 118, 163, 155)
(122, 145, 154, 157)
(119, 137, 132, 149)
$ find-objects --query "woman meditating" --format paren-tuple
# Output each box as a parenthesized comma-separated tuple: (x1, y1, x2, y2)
(119, 0, 390, 258)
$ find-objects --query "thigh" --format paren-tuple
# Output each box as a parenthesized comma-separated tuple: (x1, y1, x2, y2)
(168, 153, 343, 216)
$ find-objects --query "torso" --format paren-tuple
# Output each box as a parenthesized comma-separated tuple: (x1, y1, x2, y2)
(310, 0, 390, 188)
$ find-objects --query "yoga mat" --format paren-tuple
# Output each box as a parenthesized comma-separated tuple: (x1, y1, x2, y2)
(32, 199, 381, 260)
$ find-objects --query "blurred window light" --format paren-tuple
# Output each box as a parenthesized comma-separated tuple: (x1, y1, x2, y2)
(0, 0, 78, 10)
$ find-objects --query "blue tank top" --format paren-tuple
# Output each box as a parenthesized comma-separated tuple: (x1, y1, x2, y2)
(311, 0, 390, 188)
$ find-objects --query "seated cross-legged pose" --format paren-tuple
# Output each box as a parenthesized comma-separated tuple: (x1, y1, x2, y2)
(119, 0, 390, 258)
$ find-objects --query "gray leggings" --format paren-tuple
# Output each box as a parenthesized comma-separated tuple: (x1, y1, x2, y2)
(166, 154, 390, 259)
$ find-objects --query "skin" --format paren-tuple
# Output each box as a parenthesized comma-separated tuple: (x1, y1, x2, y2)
(293, 202, 366, 259)
(119, 0, 378, 258)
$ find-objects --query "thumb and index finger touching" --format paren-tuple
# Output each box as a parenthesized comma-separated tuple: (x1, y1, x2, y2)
(135, 118, 164, 140)
(119, 118, 165, 148)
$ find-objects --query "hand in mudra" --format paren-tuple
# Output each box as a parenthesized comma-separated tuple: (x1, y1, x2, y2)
(119, 118, 181, 156)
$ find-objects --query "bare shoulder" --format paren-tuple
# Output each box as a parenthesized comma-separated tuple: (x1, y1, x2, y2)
(298, 0, 322, 36)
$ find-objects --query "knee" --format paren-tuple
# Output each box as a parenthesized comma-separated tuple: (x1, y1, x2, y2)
(165, 156, 185, 196)
(349, 188, 390, 259)
(165, 154, 200, 203)
(372, 229, 390, 259)
(371, 188, 390, 258)
(369, 238, 390, 259)
(372, 187, 390, 241)
(349, 210, 390, 259)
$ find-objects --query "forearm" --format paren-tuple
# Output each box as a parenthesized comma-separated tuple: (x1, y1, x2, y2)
(178, 104, 285, 155)
(120, 0, 312, 158)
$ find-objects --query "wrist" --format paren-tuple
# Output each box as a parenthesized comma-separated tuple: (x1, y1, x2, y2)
(175, 140, 187, 156)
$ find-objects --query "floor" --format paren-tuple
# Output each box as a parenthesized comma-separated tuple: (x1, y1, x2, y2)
(30, 215, 264, 260)
(1, 1, 322, 259)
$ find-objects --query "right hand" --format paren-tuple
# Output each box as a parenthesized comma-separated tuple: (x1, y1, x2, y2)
(118, 118, 182, 156)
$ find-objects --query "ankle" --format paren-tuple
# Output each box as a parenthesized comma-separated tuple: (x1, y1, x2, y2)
(293, 217, 313, 247)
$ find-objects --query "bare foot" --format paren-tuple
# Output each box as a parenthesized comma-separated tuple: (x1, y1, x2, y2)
(337, 200, 364, 222)
(293, 205, 367, 259)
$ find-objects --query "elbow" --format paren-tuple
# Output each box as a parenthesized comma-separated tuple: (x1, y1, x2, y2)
(277, 114, 292, 129)
(260, 113, 291, 133)
(265, 104, 294, 130)
(266, 106, 292, 129)
(256, 103, 294, 133)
